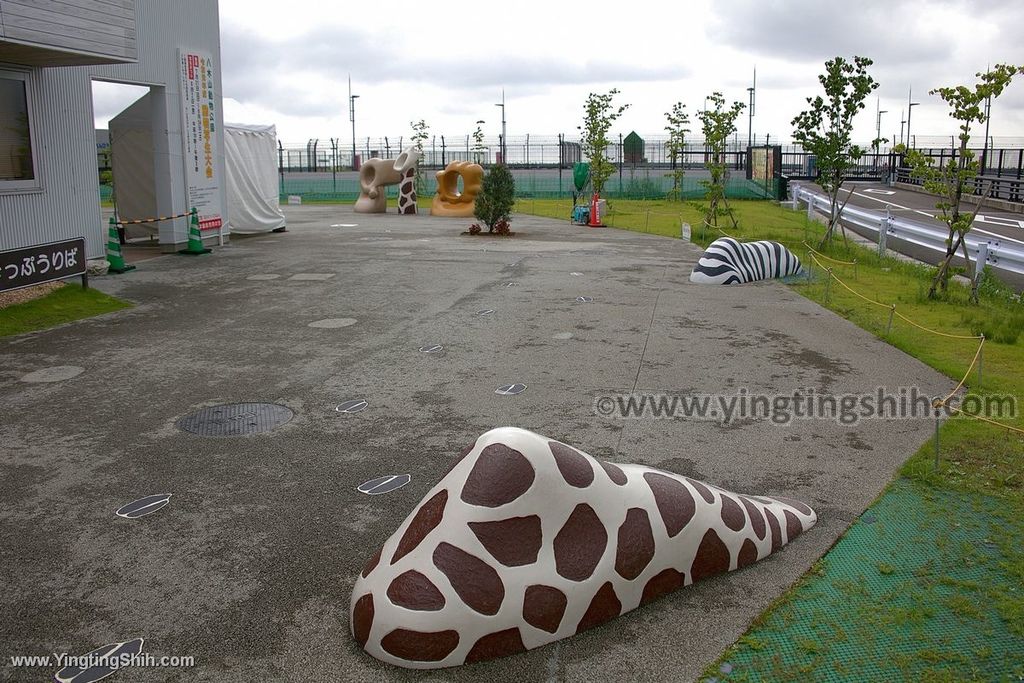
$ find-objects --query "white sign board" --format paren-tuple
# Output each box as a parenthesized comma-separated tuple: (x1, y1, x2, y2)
(178, 48, 223, 233)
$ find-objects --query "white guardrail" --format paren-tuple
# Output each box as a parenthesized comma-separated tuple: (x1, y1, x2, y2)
(790, 182, 1024, 278)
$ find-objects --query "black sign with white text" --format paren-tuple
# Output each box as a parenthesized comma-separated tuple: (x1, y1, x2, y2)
(0, 238, 86, 293)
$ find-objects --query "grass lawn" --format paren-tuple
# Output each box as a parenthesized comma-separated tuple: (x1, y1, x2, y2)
(0, 283, 132, 338)
(515, 196, 1024, 681)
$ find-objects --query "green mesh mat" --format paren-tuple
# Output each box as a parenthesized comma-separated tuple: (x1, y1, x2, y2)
(707, 479, 1024, 683)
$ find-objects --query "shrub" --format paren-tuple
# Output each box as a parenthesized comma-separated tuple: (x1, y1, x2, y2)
(493, 219, 511, 236)
(468, 223, 482, 235)
(474, 164, 516, 233)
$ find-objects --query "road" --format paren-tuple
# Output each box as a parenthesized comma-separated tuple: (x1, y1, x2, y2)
(819, 181, 1024, 291)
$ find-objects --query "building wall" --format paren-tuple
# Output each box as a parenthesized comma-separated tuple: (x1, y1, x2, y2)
(0, 0, 138, 65)
(0, 0, 223, 259)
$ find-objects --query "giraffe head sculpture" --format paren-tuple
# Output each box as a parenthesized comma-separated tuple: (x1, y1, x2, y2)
(350, 427, 816, 668)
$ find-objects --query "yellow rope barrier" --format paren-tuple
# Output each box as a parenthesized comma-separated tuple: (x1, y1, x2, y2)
(803, 241, 857, 266)
(946, 406, 1024, 436)
(937, 338, 985, 406)
(807, 253, 984, 340)
(803, 252, 1020, 443)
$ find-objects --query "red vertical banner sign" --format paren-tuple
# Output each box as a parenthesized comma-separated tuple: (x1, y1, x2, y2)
(178, 48, 223, 233)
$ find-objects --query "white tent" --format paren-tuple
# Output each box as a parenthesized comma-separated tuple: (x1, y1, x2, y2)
(224, 123, 286, 233)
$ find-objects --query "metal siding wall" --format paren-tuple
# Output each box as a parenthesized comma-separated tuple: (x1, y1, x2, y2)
(0, 0, 138, 62)
(0, 0, 223, 258)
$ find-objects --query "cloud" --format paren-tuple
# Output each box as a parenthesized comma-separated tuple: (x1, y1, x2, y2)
(219, 22, 687, 112)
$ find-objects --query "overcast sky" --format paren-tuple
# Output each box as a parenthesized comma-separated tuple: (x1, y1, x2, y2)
(93, 0, 1024, 147)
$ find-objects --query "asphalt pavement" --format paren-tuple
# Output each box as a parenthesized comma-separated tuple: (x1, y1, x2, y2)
(1, 207, 951, 682)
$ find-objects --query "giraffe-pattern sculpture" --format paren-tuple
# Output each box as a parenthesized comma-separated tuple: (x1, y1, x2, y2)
(350, 427, 816, 669)
(397, 167, 417, 215)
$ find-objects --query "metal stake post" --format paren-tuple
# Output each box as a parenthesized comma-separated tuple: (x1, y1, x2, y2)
(933, 398, 942, 469)
(886, 305, 895, 335)
(824, 268, 832, 303)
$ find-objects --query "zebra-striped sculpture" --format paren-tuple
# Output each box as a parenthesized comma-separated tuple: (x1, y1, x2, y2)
(690, 237, 802, 285)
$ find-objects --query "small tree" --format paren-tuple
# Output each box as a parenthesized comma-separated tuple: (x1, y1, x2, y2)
(695, 92, 745, 232)
(410, 119, 430, 191)
(903, 64, 1021, 301)
(474, 164, 516, 233)
(579, 89, 630, 195)
(792, 55, 879, 247)
(664, 102, 691, 201)
(471, 120, 487, 165)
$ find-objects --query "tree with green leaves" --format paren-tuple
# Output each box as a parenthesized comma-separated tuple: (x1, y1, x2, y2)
(902, 63, 1022, 301)
(474, 163, 516, 233)
(410, 119, 430, 191)
(664, 102, 691, 201)
(579, 89, 630, 195)
(792, 55, 879, 247)
(695, 92, 745, 232)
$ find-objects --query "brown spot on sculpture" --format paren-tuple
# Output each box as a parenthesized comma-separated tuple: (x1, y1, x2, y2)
(576, 582, 622, 633)
(553, 503, 607, 581)
(523, 585, 567, 633)
(549, 441, 594, 488)
(469, 516, 543, 567)
(391, 489, 447, 564)
(461, 443, 534, 507)
(432, 542, 505, 616)
(615, 508, 655, 580)
(465, 628, 526, 663)
(430, 161, 484, 217)
(350, 427, 817, 669)
(387, 571, 446, 611)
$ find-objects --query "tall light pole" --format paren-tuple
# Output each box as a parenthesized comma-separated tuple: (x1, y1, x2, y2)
(981, 90, 992, 174)
(494, 90, 506, 164)
(899, 110, 906, 148)
(348, 75, 359, 169)
(906, 87, 919, 149)
(875, 106, 887, 151)
(747, 67, 756, 148)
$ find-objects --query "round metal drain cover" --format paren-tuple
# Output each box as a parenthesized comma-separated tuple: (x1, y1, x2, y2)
(177, 403, 294, 436)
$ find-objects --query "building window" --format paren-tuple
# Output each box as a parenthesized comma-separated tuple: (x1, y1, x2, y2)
(0, 70, 37, 189)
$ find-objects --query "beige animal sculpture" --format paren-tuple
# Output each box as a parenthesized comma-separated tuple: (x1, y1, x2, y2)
(430, 161, 484, 217)
(354, 147, 422, 214)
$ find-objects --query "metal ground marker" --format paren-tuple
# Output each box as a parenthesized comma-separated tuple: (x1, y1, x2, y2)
(419, 344, 443, 354)
(495, 383, 527, 396)
(115, 494, 172, 519)
(357, 474, 411, 495)
(336, 399, 368, 414)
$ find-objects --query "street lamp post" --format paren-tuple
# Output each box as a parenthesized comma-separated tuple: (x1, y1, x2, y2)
(900, 110, 906, 149)
(981, 92, 992, 175)
(747, 67, 756, 149)
(494, 90, 506, 164)
(906, 88, 919, 149)
(348, 75, 359, 169)
(875, 108, 887, 171)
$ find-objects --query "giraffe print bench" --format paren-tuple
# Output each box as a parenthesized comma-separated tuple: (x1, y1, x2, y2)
(350, 427, 816, 668)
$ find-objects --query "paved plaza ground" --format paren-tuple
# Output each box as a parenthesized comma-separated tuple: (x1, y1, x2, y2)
(1, 207, 951, 681)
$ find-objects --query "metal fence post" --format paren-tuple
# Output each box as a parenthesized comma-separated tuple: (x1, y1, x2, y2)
(806, 194, 815, 220)
(886, 304, 895, 335)
(933, 399, 941, 469)
(824, 268, 832, 303)
(879, 207, 891, 257)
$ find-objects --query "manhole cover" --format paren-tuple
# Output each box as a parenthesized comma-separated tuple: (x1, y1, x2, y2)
(496, 383, 527, 396)
(177, 403, 294, 436)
